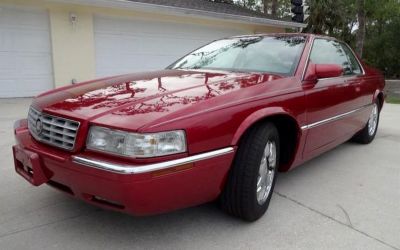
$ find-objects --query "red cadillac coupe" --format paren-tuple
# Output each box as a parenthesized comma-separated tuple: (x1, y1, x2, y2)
(13, 34, 385, 221)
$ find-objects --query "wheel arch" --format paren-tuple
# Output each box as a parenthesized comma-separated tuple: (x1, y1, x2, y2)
(231, 107, 302, 172)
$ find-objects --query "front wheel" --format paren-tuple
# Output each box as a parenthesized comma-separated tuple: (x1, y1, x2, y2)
(352, 101, 380, 144)
(220, 122, 279, 221)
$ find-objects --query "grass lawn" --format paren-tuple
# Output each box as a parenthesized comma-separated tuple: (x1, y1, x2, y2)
(386, 95, 400, 104)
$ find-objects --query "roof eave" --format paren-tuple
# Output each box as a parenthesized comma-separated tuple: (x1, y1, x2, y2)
(48, 0, 307, 29)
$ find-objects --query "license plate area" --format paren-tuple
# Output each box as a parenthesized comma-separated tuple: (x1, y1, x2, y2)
(13, 145, 49, 186)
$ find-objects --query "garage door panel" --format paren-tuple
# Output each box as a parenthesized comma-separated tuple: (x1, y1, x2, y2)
(0, 52, 51, 76)
(15, 77, 53, 94)
(95, 15, 246, 77)
(0, 52, 17, 75)
(19, 54, 53, 76)
(92, 16, 120, 33)
(0, 77, 52, 97)
(97, 54, 174, 76)
(13, 30, 52, 52)
(0, 5, 53, 97)
(94, 15, 244, 38)
(127, 37, 207, 54)
(0, 30, 13, 51)
(96, 16, 239, 41)
(0, 30, 50, 53)
(0, 79, 16, 97)
(96, 34, 205, 56)
(0, 6, 49, 30)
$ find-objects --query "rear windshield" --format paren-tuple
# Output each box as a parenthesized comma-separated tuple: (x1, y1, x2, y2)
(168, 36, 306, 76)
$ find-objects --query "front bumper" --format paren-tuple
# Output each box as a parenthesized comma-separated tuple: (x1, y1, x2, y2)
(13, 119, 235, 215)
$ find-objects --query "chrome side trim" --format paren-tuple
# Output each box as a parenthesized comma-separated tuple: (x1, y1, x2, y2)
(301, 104, 372, 130)
(72, 147, 235, 175)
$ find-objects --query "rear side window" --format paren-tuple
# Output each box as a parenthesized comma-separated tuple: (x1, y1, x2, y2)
(341, 44, 363, 75)
(309, 39, 352, 75)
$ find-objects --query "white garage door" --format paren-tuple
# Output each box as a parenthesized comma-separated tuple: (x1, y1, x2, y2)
(0, 5, 53, 98)
(94, 15, 247, 77)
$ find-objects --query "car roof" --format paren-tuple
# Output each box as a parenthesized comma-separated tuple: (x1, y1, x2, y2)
(228, 33, 305, 38)
(228, 33, 339, 41)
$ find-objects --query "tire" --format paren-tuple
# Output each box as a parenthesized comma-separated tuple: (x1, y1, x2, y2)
(220, 122, 280, 221)
(352, 101, 380, 144)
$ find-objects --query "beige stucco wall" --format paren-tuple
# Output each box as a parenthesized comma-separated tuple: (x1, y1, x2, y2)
(48, 6, 96, 87)
(0, 0, 285, 88)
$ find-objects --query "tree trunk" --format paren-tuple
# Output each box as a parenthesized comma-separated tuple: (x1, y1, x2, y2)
(263, 0, 270, 14)
(271, 0, 278, 17)
(356, 0, 366, 58)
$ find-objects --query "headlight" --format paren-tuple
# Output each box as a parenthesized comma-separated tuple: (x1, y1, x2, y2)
(87, 126, 187, 158)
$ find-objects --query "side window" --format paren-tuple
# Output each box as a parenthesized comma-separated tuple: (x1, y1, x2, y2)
(341, 43, 363, 75)
(309, 39, 352, 75)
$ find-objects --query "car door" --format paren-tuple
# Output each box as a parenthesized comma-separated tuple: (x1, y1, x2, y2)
(302, 38, 360, 159)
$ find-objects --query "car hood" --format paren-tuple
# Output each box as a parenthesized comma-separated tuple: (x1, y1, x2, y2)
(33, 69, 282, 131)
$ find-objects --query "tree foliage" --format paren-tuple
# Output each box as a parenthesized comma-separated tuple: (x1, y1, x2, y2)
(232, 0, 400, 78)
(234, 0, 263, 11)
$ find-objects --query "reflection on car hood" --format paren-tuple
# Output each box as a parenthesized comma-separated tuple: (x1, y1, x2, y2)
(33, 69, 282, 130)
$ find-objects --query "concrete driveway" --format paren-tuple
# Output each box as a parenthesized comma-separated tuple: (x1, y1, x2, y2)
(0, 98, 399, 250)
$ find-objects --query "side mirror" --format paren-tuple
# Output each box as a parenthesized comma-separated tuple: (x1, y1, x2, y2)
(304, 63, 343, 82)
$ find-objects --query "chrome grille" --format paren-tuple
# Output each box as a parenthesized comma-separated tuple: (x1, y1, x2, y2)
(28, 107, 80, 150)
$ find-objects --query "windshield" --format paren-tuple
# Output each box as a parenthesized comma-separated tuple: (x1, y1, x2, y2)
(168, 36, 306, 75)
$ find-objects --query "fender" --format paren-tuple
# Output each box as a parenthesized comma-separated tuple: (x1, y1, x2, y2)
(231, 106, 300, 146)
